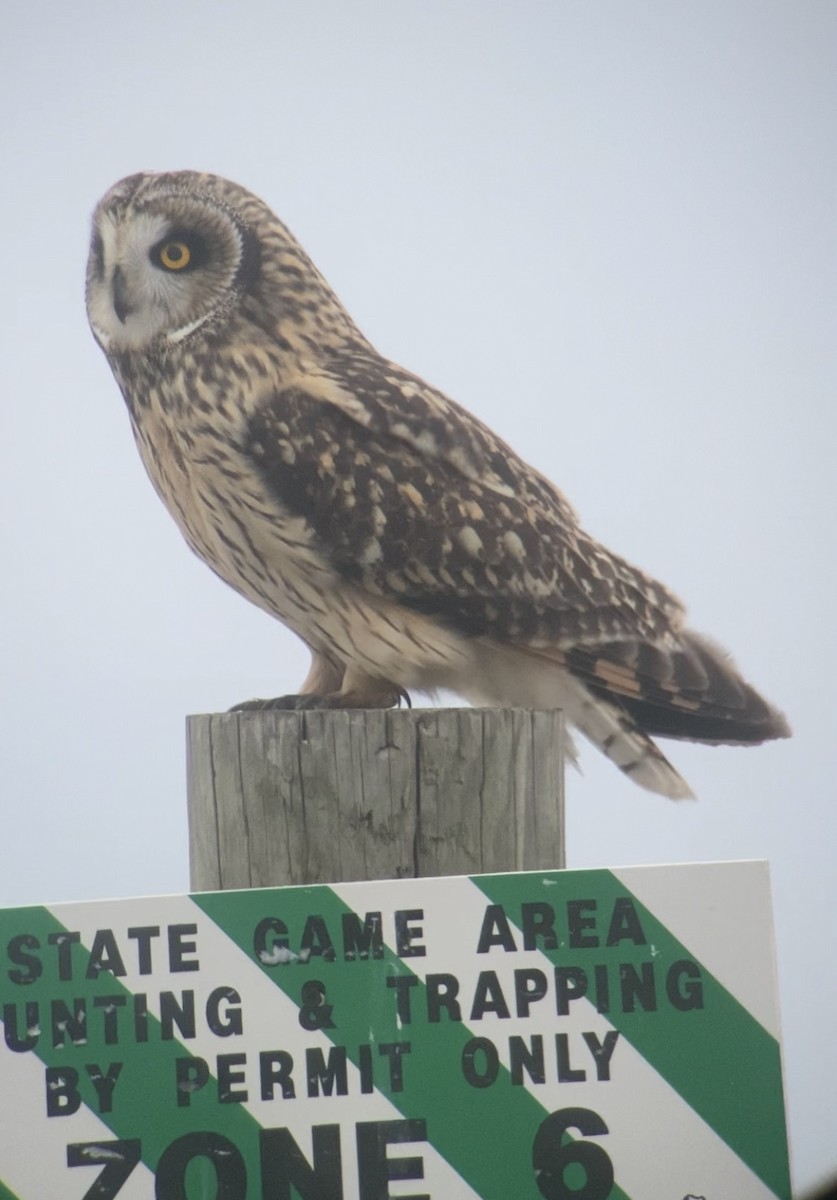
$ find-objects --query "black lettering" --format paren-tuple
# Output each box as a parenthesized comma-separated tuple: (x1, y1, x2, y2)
(261, 1126, 343, 1200)
(379, 1042, 411, 1092)
(168, 925, 199, 972)
(593, 964, 610, 1014)
(85, 930, 127, 979)
(342, 912, 383, 960)
(94, 995, 126, 1044)
(160, 991, 196, 1040)
(510, 1035, 545, 1085)
(606, 898, 646, 946)
(51, 998, 86, 1047)
(7, 934, 42, 984)
(175, 1056, 209, 1107)
(620, 962, 657, 1012)
(218, 1053, 248, 1103)
(261, 1050, 296, 1100)
(86, 1062, 122, 1113)
(554, 966, 588, 1015)
(521, 903, 558, 951)
(567, 900, 598, 949)
(253, 917, 289, 965)
(299, 980, 335, 1031)
(476, 904, 517, 953)
(395, 910, 426, 958)
(206, 986, 243, 1036)
(67, 1140, 142, 1198)
(3, 1001, 39, 1051)
(155, 1132, 246, 1199)
(133, 993, 149, 1042)
(666, 960, 704, 1011)
(127, 926, 160, 974)
(515, 968, 548, 1017)
(386, 975, 417, 1024)
(306, 1046, 348, 1097)
(356, 1118, 428, 1200)
(45, 1065, 80, 1117)
(461, 1037, 499, 1088)
(469, 971, 510, 1020)
(301, 916, 336, 962)
(48, 931, 80, 981)
(359, 1042, 374, 1094)
(582, 1031, 620, 1081)
(532, 1107, 613, 1199)
(555, 1033, 586, 1082)
(426, 973, 462, 1022)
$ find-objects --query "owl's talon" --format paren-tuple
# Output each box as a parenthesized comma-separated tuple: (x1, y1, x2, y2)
(230, 695, 324, 712)
(230, 689, 408, 712)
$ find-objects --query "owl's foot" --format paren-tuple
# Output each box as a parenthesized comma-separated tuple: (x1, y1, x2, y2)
(230, 686, 411, 712)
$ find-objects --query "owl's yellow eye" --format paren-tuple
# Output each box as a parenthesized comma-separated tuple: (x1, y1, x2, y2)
(150, 232, 206, 273)
(159, 241, 191, 271)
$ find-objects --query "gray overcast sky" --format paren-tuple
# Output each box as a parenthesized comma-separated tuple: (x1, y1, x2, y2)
(1, 2, 834, 1191)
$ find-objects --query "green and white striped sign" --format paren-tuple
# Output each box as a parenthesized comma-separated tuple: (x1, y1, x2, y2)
(0, 861, 789, 1199)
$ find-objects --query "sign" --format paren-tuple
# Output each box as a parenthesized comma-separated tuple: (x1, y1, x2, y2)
(0, 862, 790, 1199)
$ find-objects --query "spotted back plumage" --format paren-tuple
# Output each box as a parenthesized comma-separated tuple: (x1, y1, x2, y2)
(86, 170, 790, 798)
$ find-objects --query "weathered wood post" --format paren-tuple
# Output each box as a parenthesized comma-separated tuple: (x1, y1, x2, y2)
(187, 708, 565, 890)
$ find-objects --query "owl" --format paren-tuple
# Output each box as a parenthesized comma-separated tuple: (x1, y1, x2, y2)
(86, 171, 789, 799)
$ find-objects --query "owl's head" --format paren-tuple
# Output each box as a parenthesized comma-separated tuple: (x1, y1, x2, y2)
(86, 171, 268, 353)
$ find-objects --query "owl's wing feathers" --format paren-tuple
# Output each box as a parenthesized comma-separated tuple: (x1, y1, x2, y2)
(245, 360, 682, 645)
(243, 354, 787, 746)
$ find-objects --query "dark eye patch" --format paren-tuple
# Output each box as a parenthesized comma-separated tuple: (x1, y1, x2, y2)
(90, 232, 105, 281)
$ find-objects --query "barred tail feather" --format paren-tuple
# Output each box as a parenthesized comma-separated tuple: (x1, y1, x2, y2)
(568, 680, 696, 800)
(459, 639, 697, 799)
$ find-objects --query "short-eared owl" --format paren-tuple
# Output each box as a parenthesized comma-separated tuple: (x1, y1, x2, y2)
(86, 171, 789, 798)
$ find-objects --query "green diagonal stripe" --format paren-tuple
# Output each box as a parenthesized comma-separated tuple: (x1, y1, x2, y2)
(0, 905, 265, 1186)
(0, 1179, 22, 1200)
(473, 869, 791, 1199)
(194, 885, 635, 1200)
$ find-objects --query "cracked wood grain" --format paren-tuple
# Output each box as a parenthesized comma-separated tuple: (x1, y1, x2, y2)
(187, 708, 564, 889)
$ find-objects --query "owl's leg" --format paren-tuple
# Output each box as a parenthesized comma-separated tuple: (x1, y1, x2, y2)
(331, 666, 412, 709)
(230, 657, 411, 711)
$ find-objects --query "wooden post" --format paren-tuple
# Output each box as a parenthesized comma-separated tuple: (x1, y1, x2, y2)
(187, 708, 565, 890)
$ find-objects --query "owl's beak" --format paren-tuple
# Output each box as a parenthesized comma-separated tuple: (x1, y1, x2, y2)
(112, 266, 133, 324)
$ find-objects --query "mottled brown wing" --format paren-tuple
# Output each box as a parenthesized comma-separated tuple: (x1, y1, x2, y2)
(243, 359, 683, 649)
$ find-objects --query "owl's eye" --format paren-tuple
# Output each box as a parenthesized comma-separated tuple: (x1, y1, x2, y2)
(159, 241, 191, 270)
(151, 233, 206, 273)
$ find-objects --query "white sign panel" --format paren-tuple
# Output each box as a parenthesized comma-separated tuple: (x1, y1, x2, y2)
(0, 862, 790, 1199)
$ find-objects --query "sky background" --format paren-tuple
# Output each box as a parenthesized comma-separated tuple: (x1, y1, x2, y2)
(1, 2, 834, 1192)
